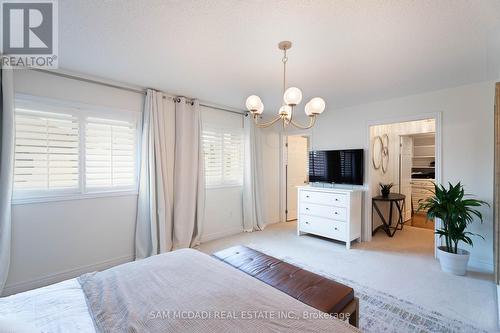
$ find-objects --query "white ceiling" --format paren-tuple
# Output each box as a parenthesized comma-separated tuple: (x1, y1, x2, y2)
(59, 0, 500, 112)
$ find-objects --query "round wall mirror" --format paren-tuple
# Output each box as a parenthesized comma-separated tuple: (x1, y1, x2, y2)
(372, 136, 383, 170)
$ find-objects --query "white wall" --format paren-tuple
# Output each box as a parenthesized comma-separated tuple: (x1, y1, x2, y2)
(5, 70, 144, 295)
(200, 106, 244, 241)
(260, 128, 282, 225)
(5, 71, 248, 295)
(308, 80, 495, 271)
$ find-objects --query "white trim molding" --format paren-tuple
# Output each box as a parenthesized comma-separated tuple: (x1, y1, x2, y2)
(200, 227, 244, 243)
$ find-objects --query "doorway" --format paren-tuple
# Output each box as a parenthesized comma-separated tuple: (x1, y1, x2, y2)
(285, 135, 309, 221)
(367, 115, 441, 256)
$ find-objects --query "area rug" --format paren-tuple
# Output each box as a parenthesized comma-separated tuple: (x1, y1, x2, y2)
(248, 244, 490, 333)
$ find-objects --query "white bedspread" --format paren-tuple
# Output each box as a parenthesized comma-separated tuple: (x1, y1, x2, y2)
(0, 279, 95, 333)
(79, 249, 359, 333)
(0, 249, 359, 333)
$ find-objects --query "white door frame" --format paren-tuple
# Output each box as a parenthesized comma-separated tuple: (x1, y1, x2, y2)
(281, 133, 312, 222)
(366, 112, 442, 258)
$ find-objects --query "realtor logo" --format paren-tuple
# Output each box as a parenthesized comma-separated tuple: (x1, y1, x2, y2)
(1, 0, 58, 68)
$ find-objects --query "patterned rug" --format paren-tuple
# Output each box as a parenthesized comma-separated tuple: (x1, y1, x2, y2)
(248, 245, 491, 333)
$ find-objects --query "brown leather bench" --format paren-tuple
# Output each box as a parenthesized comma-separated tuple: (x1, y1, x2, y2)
(213, 246, 359, 328)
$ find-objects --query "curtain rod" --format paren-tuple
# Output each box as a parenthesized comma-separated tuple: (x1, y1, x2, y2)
(30, 68, 246, 116)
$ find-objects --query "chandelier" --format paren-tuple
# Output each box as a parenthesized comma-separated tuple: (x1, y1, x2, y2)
(245, 41, 326, 129)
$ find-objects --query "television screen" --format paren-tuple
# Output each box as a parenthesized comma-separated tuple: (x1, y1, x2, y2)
(308, 149, 364, 185)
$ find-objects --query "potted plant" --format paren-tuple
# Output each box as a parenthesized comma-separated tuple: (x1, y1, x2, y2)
(418, 182, 489, 275)
(379, 183, 393, 198)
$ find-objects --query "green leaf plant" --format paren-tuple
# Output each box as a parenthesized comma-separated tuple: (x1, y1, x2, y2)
(418, 182, 489, 254)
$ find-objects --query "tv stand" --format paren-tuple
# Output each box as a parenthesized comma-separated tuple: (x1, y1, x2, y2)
(297, 186, 363, 249)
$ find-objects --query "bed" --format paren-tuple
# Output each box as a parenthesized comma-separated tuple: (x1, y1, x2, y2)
(0, 249, 359, 332)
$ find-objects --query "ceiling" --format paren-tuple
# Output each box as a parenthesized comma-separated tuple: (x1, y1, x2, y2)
(59, 0, 500, 112)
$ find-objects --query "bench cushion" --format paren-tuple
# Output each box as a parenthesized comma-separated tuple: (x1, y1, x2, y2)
(213, 245, 354, 315)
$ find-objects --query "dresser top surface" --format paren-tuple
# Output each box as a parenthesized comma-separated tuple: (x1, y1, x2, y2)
(297, 185, 365, 193)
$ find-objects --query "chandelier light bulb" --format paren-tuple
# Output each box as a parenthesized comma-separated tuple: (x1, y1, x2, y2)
(279, 105, 292, 119)
(308, 97, 326, 115)
(254, 102, 264, 115)
(304, 102, 313, 116)
(245, 95, 262, 112)
(283, 87, 303, 106)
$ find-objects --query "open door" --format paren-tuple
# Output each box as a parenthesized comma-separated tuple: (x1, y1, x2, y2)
(286, 135, 309, 221)
(399, 135, 413, 221)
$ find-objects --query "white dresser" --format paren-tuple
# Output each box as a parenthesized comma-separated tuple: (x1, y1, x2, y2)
(297, 186, 363, 249)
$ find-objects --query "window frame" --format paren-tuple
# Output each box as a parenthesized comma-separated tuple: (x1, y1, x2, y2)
(12, 94, 141, 205)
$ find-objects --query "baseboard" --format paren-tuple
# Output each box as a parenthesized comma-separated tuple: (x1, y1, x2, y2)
(200, 227, 243, 243)
(2, 254, 133, 296)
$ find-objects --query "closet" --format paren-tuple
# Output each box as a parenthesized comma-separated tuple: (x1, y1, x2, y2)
(399, 133, 436, 228)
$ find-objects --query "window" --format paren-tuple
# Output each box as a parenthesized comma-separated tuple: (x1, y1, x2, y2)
(13, 97, 139, 201)
(202, 126, 243, 187)
(85, 118, 137, 190)
(14, 109, 80, 193)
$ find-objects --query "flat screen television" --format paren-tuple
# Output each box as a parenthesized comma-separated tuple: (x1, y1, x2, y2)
(308, 149, 364, 185)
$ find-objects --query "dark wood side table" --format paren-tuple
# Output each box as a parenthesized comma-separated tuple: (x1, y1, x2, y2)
(372, 193, 406, 237)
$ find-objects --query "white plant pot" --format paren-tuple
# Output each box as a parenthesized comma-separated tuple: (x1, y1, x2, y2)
(437, 246, 470, 276)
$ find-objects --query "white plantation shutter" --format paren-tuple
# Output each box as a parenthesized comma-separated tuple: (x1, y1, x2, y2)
(202, 126, 243, 187)
(85, 117, 137, 189)
(14, 109, 79, 193)
(13, 97, 140, 201)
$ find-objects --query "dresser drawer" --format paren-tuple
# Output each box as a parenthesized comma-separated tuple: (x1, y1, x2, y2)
(300, 203, 347, 221)
(300, 190, 348, 207)
(299, 215, 346, 241)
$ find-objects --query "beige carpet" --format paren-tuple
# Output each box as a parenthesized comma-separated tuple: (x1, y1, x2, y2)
(198, 221, 497, 331)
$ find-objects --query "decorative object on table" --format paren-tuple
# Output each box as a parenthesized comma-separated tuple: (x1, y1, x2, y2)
(379, 183, 394, 198)
(418, 182, 489, 275)
(372, 193, 406, 237)
(372, 134, 389, 174)
(245, 41, 326, 130)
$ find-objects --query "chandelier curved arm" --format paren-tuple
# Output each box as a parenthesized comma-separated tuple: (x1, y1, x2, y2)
(253, 114, 282, 128)
(289, 116, 317, 129)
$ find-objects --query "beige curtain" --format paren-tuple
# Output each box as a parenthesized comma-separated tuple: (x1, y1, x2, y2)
(495, 82, 500, 284)
(135, 91, 204, 259)
(242, 116, 265, 231)
(172, 98, 205, 249)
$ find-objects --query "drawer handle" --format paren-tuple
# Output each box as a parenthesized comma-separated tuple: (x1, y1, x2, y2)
(335, 198, 339, 201)
(305, 221, 310, 225)
(305, 207, 310, 210)
(306, 195, 310, 198)
(334, 211, 338, 215)
(334, 227, 338, 231)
